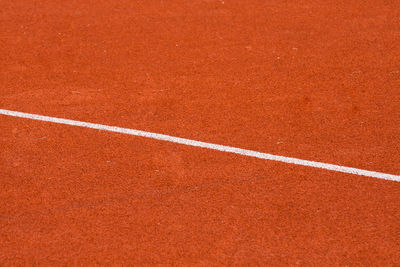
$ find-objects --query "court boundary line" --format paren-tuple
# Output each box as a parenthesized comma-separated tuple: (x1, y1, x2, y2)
(1, 108, 399, 182)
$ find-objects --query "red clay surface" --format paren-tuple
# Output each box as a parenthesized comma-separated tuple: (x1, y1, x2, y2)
(1, 0, 400, 265)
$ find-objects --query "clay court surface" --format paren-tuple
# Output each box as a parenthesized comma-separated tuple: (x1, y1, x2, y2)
(1, 0, 400, 265)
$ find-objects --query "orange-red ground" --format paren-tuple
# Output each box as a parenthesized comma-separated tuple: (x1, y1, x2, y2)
(1, 0, 399, 265)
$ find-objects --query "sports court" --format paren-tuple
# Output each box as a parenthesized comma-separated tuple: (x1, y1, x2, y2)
(1, 0, 399, 265)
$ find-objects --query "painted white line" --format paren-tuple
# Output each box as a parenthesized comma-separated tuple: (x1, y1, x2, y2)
(1, 108, 399, 182)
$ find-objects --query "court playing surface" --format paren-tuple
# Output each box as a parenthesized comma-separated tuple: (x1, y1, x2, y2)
(1, 0, 399, 265)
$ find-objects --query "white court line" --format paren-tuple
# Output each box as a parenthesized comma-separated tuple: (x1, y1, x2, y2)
(1, 108, 399, 182)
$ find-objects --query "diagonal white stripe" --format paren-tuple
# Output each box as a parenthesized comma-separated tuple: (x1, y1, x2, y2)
(1, 108, 399, 182)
